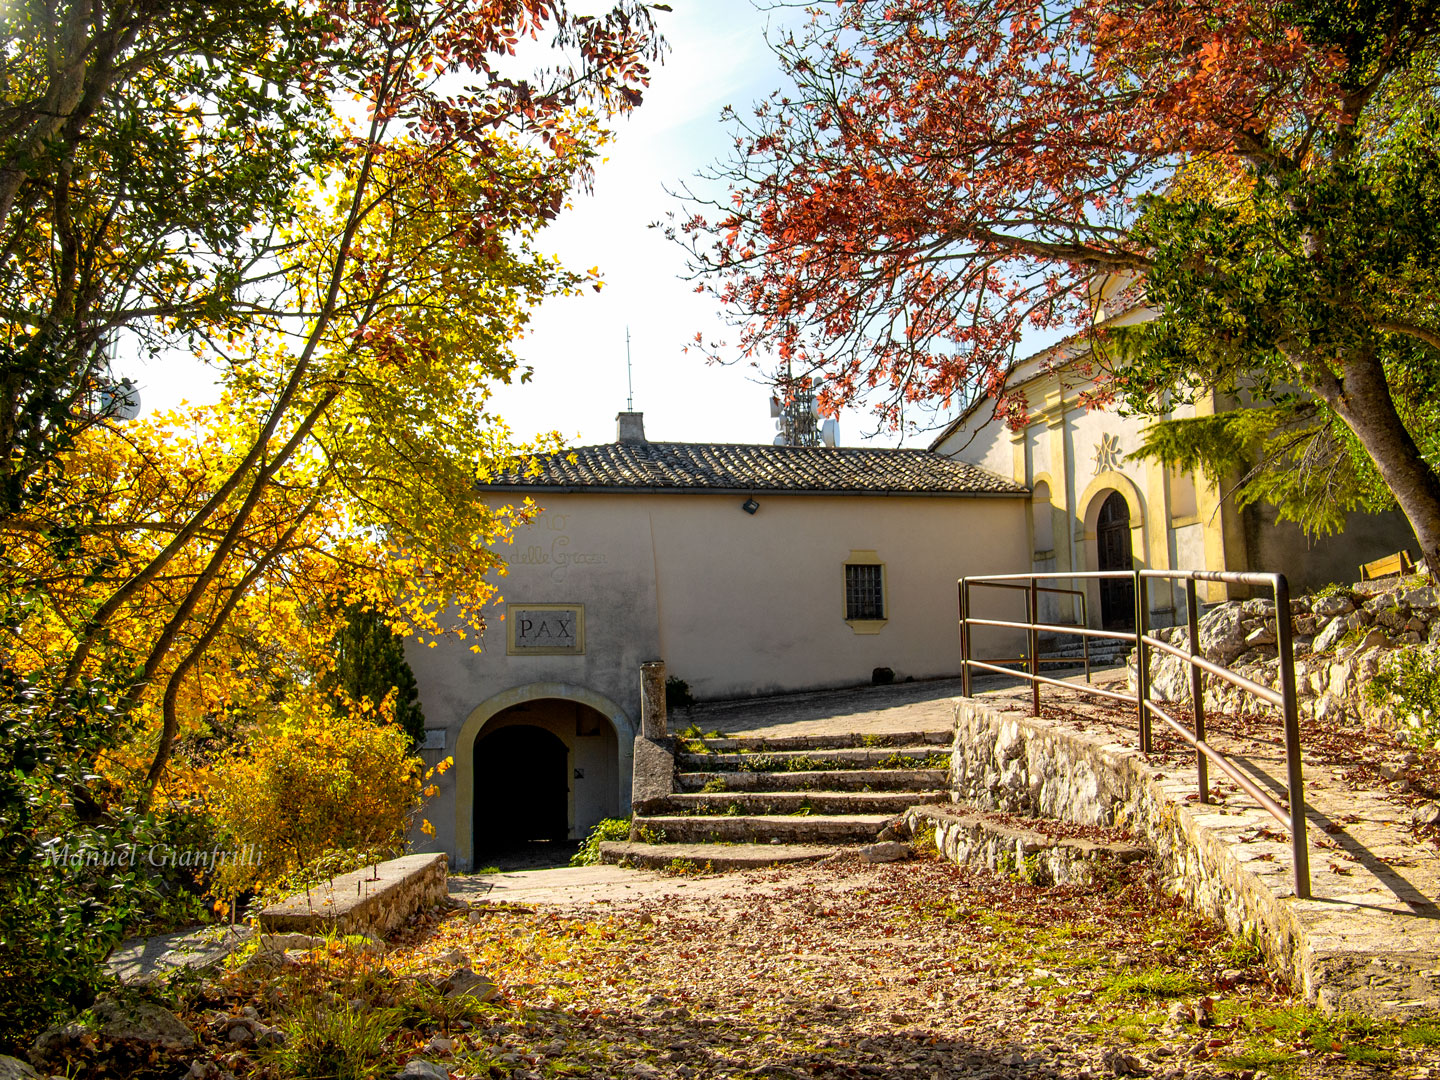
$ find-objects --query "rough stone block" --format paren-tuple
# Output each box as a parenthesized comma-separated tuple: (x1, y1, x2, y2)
(631, 736, 675, 813)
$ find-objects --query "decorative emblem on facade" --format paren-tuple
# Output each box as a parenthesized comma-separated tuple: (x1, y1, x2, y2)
(1093, 432, 1124, 475)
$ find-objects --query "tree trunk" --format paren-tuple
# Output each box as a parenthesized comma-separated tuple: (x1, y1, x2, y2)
(1331, 353, 1440, 579)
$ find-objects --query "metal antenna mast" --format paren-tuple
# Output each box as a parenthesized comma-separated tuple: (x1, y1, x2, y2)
(625, 326, 634, 411)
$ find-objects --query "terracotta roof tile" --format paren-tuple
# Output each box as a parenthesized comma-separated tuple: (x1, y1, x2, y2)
(481, 442, 1025, 496)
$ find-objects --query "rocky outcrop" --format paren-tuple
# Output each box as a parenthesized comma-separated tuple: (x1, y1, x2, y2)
(1129, 576, 1437, 729)
(30, 993, 198, 1072)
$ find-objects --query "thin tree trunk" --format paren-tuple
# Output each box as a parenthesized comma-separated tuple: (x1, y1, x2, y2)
(138, 492, 323, 810)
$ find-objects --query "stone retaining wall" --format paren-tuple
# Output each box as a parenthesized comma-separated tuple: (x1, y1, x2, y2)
(903, 804, 1146, 887)
(951, 700, 1339, 1010)
(259, 853, 449, 936)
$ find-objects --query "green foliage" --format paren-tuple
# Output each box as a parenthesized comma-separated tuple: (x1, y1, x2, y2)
(1366, 647, 1440, 749)
(391, 979, 494, 1035)
(910, 821, 938, 857)
(570, 817, 632, 866)
(665, 676, 695, 710)
(1101, 968, 1206, 1000)
(322, 603, 427, 748)
(264, 999, 400, 1080)
(0, 621, 180, 1050)
(877, 752, 951, 770)
(0, 0, 337, 518)
(1110, 95, 1440, 540)
(634, 822, 667, 844)
(1122, 361, 1412, 538)
(698, 777, 728, 793)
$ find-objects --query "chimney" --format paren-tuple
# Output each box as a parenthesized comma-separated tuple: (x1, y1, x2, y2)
(616, 411, 647, 444)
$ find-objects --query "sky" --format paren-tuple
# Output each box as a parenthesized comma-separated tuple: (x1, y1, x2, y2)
(117, 2, 938, 450)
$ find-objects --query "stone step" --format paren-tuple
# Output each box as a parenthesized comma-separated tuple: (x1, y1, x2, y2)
(598, 840, 835, 870)
(675, 729, 952, 753)
(676, 768, 949, 793)
(632, 813, 893, 846)
(1041, 642, 1130, 659)
(660, 790, 947, 816)
(676, 746, 950, 772)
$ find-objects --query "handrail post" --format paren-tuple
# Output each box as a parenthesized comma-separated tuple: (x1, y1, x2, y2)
(959, 579, 972, 698)
(1186, 577, 1208, 803)
(1029, 576, 1040, 716)
(1273, 574, 1311, 899)
(1080, 591, 1092, 684)
(1134, 570, 1151, 754)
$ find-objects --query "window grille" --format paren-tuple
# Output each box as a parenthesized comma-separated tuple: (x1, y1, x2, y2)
(845, 564, 885, 620)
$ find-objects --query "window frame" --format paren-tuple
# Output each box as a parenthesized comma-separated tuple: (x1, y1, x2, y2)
(843, 551, 888, 634)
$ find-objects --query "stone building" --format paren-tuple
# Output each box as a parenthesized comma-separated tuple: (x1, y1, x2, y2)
(406, 412, 1029, 868)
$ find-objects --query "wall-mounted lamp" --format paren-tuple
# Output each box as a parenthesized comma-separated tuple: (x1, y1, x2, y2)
(741, 498, 760, 515)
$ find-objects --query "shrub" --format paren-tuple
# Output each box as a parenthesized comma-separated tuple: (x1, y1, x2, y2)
(0, 660, 171, 1051)
(265, 999, 399, 1080)
(571, 816, 631, 866)
(665, 676, 695, 709)
(205, 690, 448, 896)
(1366, 647, 1440, 750)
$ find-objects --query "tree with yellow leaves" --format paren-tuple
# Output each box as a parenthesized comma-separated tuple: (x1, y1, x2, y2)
(0, 1, 665, 1044)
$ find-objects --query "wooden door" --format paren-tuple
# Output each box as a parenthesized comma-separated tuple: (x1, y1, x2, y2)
(1096, 491, 1134, 630)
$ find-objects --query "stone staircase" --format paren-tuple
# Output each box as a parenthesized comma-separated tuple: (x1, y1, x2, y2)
(599, 729, 953, 869)
(1038, 632, 1131, 669)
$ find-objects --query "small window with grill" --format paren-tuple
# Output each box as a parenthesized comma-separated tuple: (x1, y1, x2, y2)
(845, 563, 885, 621)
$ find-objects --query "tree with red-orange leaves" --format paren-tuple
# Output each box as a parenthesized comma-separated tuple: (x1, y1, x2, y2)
(679, 0, 1440, 570)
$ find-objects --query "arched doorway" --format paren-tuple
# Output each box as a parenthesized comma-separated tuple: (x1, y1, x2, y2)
(1096, 490, 1135, 630)
(474, 724, 569, 850)
(454, 683, 633, 871)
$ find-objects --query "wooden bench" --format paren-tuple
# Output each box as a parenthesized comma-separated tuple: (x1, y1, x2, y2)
(1359, 549, 1416, 581)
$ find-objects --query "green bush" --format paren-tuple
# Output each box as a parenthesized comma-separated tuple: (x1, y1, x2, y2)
(0, 656, 173, 1052)
(1366, 646, 1440, 749)
(665, 676, 695, 709)
(570, 817, 631, 866)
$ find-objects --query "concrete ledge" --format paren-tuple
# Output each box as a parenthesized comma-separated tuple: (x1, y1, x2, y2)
(952, 697, 1440, 1018)
(904, 804, 1146, 887)
(676, 768, 948, 793)
(598, 840, 834, 870)
(680, 730, 953, 752)
(259, 853, 448, 936)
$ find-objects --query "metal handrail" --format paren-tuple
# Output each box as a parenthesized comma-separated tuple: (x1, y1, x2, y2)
(960, 579, 1093, 683)
(957, 568, 1311, 900)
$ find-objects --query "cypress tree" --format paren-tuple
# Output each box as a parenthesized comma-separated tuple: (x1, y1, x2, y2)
(325, 604, 426, 748)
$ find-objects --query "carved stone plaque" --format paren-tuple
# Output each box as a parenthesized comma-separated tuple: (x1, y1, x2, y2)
(507, 603, 584, 655)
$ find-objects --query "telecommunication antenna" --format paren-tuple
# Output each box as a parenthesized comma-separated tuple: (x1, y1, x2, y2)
(625, 326, 634, 411)
(769, 382, 837, 447)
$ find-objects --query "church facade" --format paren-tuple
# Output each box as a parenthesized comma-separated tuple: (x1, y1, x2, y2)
(932, 300, 1415, 630)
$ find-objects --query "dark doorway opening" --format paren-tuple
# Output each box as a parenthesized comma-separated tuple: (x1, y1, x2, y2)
(474, 724, 569, 860)
(1097, 491, 1135, 630)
